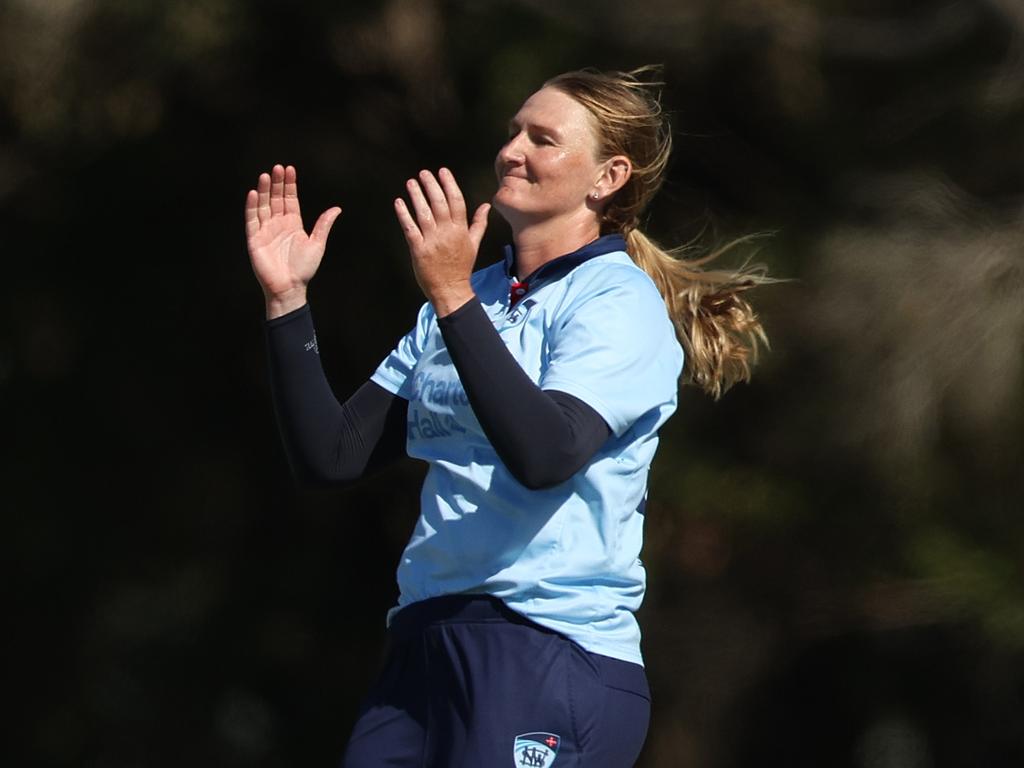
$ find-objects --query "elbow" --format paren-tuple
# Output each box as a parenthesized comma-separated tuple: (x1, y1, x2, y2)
(292, 471, 359, 491)
(291, 467, 340, 491)
(517, 472, 569, 491)
(288, 457, 362, 490)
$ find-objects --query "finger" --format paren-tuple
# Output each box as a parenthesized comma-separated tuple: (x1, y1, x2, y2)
(394, 198, 423, 246)
(245, 189, 260, 239)
(438, 167, 466, 223)
(311, 206, 342, 246)
(270, 164, 285, 216)
(468, 203, 491, 250)
(405, 178, 435, 231)
(257, 172, 271, 224)
(418, 169, 450, 222)
(284, 165, 302, 217)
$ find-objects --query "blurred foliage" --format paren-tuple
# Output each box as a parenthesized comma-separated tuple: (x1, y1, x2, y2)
(3, 0, 1023, 766)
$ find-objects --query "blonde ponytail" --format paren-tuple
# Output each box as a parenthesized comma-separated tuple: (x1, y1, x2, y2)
(546, 66, 775, 398)
(625, 228, 771, 399)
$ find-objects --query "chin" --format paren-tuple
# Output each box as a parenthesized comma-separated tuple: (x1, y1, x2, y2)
(491, 188, 519, 218)
(492, 187, 553, 230)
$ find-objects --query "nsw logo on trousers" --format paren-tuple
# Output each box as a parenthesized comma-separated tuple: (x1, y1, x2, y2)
(513, 732, 560, 766)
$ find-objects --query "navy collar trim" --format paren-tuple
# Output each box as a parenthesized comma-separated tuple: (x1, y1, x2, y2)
(502, 233, 627, 285)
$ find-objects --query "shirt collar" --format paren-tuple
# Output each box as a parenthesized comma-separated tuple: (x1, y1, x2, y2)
(502, 233, 627, 284)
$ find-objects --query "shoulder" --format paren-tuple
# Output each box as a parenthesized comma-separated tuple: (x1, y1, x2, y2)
(558, 251, 666, 319)
(566, 251, 661, 300)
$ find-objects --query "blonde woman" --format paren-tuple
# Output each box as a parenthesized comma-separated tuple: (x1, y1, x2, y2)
(246, 67, 769, 767)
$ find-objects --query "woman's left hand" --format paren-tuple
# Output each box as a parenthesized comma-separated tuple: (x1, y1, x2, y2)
(394, 168, 490, 317)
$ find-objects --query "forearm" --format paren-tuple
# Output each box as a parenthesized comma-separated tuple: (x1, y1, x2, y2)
(265, 305, 407, 487)
(436, 300, 609, 489)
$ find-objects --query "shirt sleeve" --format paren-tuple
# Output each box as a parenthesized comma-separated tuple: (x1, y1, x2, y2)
(539, 265, 684, 437)
(436, 299, 611, 490)
(370, 300, 434, 400)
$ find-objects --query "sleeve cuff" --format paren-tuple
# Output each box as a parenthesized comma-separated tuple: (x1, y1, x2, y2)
(265, 303, 311, 329)
(435, 297, 484, 329)
(540, 377, 626, 437)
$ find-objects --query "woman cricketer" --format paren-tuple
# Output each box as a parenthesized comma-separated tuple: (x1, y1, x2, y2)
(245, 67, 769, 767)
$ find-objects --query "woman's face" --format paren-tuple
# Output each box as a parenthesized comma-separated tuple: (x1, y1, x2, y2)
(493, 86, 604, 227)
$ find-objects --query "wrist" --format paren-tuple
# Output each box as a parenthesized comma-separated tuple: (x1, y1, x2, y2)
(265, 288, 308, 320)
(429, 284, 476, 318)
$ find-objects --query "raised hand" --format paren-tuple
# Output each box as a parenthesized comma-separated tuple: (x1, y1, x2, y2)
(394, 167, 490, 317)
(245, 164, 342, 319)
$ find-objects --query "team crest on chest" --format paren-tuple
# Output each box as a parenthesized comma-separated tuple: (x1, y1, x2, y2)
(506, 298, 537, 325)
(513, 732, 560, 766)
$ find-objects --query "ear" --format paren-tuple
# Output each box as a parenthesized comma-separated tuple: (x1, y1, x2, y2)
(592, 155, 632, 201)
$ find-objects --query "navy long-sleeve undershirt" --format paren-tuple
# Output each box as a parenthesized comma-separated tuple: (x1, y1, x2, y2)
(265, 301, 610, 490)
(265, 306, 407, 487)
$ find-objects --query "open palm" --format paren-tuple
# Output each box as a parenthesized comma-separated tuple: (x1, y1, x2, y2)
(245, 164, 341, 306)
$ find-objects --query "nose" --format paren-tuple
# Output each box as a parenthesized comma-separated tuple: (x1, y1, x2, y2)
(497, 131, 526, 169)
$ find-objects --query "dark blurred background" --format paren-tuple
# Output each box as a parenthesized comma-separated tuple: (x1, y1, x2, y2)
(4, 0, 1023, 765)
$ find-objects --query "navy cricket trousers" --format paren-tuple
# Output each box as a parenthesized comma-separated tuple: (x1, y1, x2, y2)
(341, 595, 650, 767)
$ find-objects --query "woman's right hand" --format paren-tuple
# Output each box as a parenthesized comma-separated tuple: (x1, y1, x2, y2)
(245, 164, 342, 319)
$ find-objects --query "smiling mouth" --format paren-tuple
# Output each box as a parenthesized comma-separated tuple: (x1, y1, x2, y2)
(497, 164, 528, 178)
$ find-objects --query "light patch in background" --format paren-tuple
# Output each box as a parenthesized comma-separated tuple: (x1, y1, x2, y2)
(856, 714, 933, 768)
(330, 0, 458, 134)
(808, 172, 1024, 470)
(12, 0, 90, 22)
(217, 688, 277, 761)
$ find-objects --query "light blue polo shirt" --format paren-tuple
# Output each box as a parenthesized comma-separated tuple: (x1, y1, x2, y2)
(370, 234, 684, 665)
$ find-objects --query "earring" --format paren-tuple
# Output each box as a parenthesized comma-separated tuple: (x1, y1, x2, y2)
(592, 192, 600, 200)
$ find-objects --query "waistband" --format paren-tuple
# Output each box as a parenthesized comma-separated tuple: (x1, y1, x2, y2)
(390, 594, 556, 639)
(389, 594, 650, 698)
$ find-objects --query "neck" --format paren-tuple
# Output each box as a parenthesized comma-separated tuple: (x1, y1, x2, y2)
(510, 212, 602, 279)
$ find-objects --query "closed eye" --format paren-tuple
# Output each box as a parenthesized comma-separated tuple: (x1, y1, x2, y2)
(506, 119, 559, 146)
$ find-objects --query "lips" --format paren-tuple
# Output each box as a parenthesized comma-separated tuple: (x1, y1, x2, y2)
(496, 163, 530, 180)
